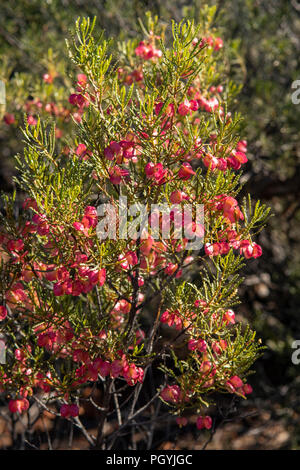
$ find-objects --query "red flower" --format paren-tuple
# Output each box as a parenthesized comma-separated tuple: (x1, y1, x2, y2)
(3, 113, 15, 125)
(135, 41, 162, 60)
(176, 417, 188, 427)
(60, 404, 79, 418)
(178, 99, 198, 116)
(7, 239, 24, 253)
(214, 37, 223, 51)
(9, 398, 29, 414)
(160, 385, 182, 403)
(239, 241, 262, 259)
(109, 166, 130, 185)
(196, 415, 212, 430)
(178, 163, 196, 180)
(226, 375, 244, 393)
(76, 143, 92, 160)
(43, 73, 53, 84)
(27, 115, 37, 126)
(145, 162, 168, 185)
(188, 338, 207, 352)
(242, 384, 253, 395)
(222, 309, 235, 325)
(0, 306, 7, 321)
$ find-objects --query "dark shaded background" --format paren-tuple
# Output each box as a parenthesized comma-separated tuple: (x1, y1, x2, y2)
(0, 0, 300, 449)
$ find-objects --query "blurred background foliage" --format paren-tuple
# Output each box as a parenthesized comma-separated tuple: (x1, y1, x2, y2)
(1, 0, 300, 449)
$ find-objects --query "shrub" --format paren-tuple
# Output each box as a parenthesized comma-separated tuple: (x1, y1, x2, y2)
(0, 15, 269, 449)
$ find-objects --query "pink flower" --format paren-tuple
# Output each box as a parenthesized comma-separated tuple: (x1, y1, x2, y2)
(73, 221, 89, 237)
(123, 363, 144, 386)
(203, 153, 218, 170)
(135, 41, 162, 60)
(140, 236, 154, 256)
(155, 102, 174, 117)
(222, 309, 235, 325)
(160, 310, 182, 330)
(76, 73, 87, 89)
(188, 338, 207, 352)
(98, 268, 106, 286)
(68, 93, 86, 107)
(178, 163, 196, 180)
(214, 37, 223, 51)
(53, 282, 65, 296)
(226, 375, 244, 393)
(27, 115, 37, 126)
(204, 242, 229, 257)
(43, 73, 53, 84)
(215, 195, 244, 223)
(145, 162, 168, 185)
(9, 398, 29, 414)
(3, 113, 15, 125)
(178, 99, 198, 116)
(15, 349, 25, 361)
(112, 299, 131, 315)
(164, 263, 178, 276)
(212, 340, 227, 354)
(236, 140, 247, 153)
(239, 240, 262, 259)
(205, 242, 219, 257)
(196, 415, 212, 430)
(60, 404, 79, 418)
(242, 384, 253, 395)
(176, 417, 188, 427)
(7, 239, 24, 253)
(227, 150, 248, 170)
(198, 96, 219, 113)
(93, 358, 111, 377)
(85, 268, 106, 287)
(111, 357, 127, 378)
(37, 331, 57, 351)
(200, 361, 216, 379)
(72, 349, 90, 363)
(169, 190, 189, 203)
(34, 372, 52, 393)
(0, 306, 7, 321)
(76, 143, 92, 160)
(178, 99, 191, 116)
(104, 141, 122, 161)
(217, 158, 228, 172)
(109, 166, 130, 185)
(160, 385, 182, 403)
